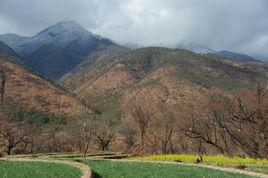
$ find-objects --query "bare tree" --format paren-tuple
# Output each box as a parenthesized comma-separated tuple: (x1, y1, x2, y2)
(159, 112, 176, 154)
(224, 85, 268, 158)
(97, 131, 114, 151)
(23, 128, 43, 155)
(120, 121, 136, 151)
(95, 112, 121, 152)
(182, 85, 268, 158)
(73, 109, 94, 156)
(129, 102, 153, 151)
(0, 123, 28, 155)
(181, 111, 229, 156)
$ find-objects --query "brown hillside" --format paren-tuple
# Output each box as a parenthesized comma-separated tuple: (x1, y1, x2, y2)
(0, 58, 83, 116)
(61, 47, 268, 115)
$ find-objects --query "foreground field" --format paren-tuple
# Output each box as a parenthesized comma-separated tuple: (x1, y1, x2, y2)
(0, 161, 81, 178)
(1, 154, 267, 178)
(130, 154, 268, 174)
(84, 160, 254, 178)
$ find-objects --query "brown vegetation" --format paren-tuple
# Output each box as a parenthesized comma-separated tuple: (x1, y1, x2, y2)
(0, 48, 268, 159)
(182, 85, 268, 158)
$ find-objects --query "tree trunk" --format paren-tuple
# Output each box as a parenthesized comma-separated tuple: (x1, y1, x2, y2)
(7, 147, 11, 155)
(83, 142, 90, 157)
(141, 132, 144, 150)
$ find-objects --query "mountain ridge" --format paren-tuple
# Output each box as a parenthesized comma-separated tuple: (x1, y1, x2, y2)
(61, 47, 268, 115)
(0, 21, 126, 79)
(0, 42, 85, 121)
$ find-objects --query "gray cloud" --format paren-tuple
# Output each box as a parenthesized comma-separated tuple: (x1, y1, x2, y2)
(0, 0, 268, 55)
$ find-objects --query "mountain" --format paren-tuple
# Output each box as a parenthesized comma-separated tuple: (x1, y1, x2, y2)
(253, 54, 268, 62)
(127, 42, 216, 54)
(0, 34, 29, 53)
(60, 47, 268, 115)
(0, 21, 127, 79)
(0, 42, 84, 122)
(60, 41, 130, 92)
(123, 42, 264, 62)
(216, 50, 256, 61)
(175, 43, 216, 54)
(0, 41, 18, 58)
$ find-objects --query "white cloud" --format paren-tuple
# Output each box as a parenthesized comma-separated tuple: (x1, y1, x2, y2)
(0, 0, 268, 55)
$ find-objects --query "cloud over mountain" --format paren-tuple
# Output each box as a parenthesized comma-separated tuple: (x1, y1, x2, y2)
(0, 0, 268, 56)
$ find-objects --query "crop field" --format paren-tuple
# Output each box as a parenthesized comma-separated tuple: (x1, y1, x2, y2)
(84, 160, 254, 178)
(1, 154, 267, 178)
(131, 154, 268, 166)
(0, 161, 81, 178)
(129, 154, 268, 174)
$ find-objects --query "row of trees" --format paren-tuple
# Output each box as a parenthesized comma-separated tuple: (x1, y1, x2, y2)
(1, 86, 267, 158)
(0, 64, 267, 158)
(117, 85, 268, 158)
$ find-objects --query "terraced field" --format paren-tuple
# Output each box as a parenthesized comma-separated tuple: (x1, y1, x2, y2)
(84, 160, 255, 178)
(0, 161, 82, 178)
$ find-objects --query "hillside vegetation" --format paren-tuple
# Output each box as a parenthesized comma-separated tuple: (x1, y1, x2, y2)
(61, 47, 268, 115)
(0, 58, 83, 116)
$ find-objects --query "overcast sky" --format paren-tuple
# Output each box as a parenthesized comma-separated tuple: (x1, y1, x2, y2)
(0, 0, 268, 56)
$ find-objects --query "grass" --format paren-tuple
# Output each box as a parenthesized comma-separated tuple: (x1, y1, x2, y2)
(128, 154, 268, 174)
(84, 160, 254, 178)
(0, 161, 81, 178)
(245, 166, 268, 174)
(129, 154, 268, 166)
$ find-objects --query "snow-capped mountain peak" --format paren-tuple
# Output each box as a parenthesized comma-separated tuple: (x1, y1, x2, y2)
(36, 21, 92, 38)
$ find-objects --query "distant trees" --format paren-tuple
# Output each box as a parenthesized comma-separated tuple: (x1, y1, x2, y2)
(0, 71, 266, 158)
(182, 85, 268, 158)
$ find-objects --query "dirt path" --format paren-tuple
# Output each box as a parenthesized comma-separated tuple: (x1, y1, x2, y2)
(104, 159, 268, 178)
(0, 158, 92, 178)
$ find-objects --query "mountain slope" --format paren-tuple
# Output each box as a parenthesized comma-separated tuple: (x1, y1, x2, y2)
(61, 47, 268, 115)
(216, 50, 256, 61)
(124, 42, 262, 62)
(0, 41, 18, 58)
(0, 59, 83, 116)
(0, 34, 29, 53)
(175, 43, 216, 54)
(60, 40, 130, 91)
(0, 21, 127, 79)
(253, 54, 268, 62)
(0, 41, 84, 118)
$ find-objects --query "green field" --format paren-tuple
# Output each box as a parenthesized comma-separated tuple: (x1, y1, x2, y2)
(0, 161, 81, 178)
(84, 160, 254, 178)
(128, 154, 268, 175)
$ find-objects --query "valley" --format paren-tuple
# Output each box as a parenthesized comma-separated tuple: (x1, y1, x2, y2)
(0, 20, 267, 178)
